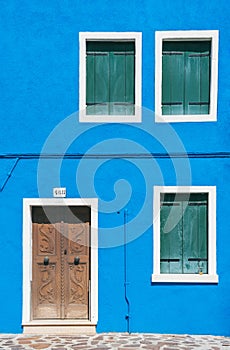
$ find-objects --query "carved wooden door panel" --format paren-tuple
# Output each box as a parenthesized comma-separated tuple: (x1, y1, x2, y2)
(65, 223, 89, 319)
(32, 223, 61, 319)
(32, 222, 89, 320)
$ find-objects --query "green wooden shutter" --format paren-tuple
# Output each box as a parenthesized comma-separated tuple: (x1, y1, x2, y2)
(162, 44, 184, 115)
(183, 200, 200, 273)
(185, 42, 210, 114)
(94, 52, 109, 115)
(110, 50, 126, 115)
(86, 53, 95, 115)
(182, 194, 208, 274)
(86, 42, 110, 115)
(160, 195, 183, 273)
(110, 42, 135, 115)
(125, 50, 135, 115)
(199, 48, 210, 114)
(160, 193, 208, 275)
(162, 41, 211, 116)
(198, 201, 208, 273)
(86, 41, 135, 116)
(86, 42, 109, 115)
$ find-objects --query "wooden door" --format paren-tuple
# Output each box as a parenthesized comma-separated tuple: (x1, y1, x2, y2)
(32, 222, 89, 320)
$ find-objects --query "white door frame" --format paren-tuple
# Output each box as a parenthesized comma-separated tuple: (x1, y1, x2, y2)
(22, 198, 98, 329)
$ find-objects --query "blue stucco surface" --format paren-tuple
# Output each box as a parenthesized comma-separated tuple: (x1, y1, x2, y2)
(0, 0, 229, 335)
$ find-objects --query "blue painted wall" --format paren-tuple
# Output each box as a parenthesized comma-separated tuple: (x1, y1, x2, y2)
(0, 0, 230, 335)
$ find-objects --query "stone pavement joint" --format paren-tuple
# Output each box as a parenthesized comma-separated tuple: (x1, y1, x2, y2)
(0, 333, 229, 350)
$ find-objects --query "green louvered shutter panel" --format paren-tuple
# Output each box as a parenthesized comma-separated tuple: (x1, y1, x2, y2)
(160, 196, 183, 273)
(110, 50, 126, 115)
(86, 41, 135, 116)
(125, 48, 135, 115)
(110, 42, 135, 115)
(86, 42, 109, 115)
(185, 42, 210, 115)
(94, 51, 109, 115)
(162, 42, 185, 115)
(199, 48, 210, 114)
(183, 194, 208, 274)
(86, 52, 95, 115)
(162, 41, 210, 116)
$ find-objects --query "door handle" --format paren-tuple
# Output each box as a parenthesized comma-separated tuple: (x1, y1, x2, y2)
(74, 256, 80, 265)
(43, 256, 49, 266)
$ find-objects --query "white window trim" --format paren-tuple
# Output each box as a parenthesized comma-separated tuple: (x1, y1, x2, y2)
(22, 198, 98, 326)
(155, 30, 219, 123)
(152, 186, 218, 283)
(79, 32, 142, 123)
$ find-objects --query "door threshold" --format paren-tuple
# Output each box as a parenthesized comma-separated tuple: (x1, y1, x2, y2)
(23, 320, 96, 335)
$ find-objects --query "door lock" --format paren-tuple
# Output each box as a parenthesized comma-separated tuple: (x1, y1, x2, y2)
(43, 256, 49, 266)
(74, 256, 80, 265)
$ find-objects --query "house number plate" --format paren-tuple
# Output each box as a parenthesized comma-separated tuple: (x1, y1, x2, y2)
(53, 187, 66, 198)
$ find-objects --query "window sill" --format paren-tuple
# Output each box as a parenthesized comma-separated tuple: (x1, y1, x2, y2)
(79, 111, 142, 123)
(155, 113, 217, 123)
(151, 273, 219, 283)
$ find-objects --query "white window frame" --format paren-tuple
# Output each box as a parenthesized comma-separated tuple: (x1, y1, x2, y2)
(155, 30, 219, 123)
(79, 32, 142, 123)
(152, 186, 218, 283)
(22, 198, 98, 328)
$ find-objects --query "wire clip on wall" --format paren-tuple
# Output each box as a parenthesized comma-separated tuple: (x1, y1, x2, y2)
(0, 158, 19, 192)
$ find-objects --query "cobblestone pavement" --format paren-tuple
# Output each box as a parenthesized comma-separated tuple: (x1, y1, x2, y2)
(0, 333, 230, 350)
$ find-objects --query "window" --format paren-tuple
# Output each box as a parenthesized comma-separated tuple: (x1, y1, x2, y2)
(155, 31, 219, 122)
(79, 32, 142, 123)
(152, 186, 218, 283)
